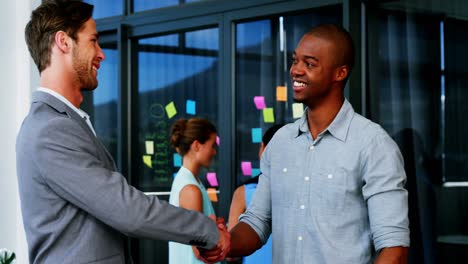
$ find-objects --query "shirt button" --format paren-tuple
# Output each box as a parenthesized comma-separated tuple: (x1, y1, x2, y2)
(327, 174, 333, 179)
(300, 205, 305, 209)
(309, 145, 314, 150)
(298, 236, 303, 241)
(283, 168, 287, 172)
(304, 176, 310, 181)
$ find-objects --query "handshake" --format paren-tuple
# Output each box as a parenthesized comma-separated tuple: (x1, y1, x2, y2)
(194, 215, 231, 263)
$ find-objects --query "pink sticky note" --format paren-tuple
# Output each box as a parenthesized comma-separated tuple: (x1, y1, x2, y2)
(207, 172, 218, 187)
(253, 96, 266, 110)
(241, 161, 252, 176)
(216, 136, 220, 146)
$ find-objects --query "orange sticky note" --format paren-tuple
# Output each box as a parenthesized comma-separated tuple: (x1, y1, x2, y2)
(207, 188, 218, 202)
(276, 86, 287, 101)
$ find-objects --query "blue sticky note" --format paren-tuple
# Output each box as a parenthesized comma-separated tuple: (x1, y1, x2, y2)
(251, 128, 262, 143)
(252, 168, 261, 177)
(173, 153, 182, 167)
(186, 100, 196, 115)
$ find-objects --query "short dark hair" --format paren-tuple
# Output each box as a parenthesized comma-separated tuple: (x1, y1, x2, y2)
(25, 0, 94, 73)
(306, 24, 355, 79)
(262, 124, 285, 146)
(170, 118, 217, 156)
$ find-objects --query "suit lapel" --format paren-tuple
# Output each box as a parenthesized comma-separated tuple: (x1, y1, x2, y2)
(33, 91, 117, 171)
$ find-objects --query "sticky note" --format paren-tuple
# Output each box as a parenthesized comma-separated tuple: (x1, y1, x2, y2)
(145, 140, 154, 155)
(186, 100, 196, 115)
(252, 168, 261, 177)
(292, 103, 304, 119)
(207, 172, 218, 187)
(207, 188, 218, 202)
(216, 136, 220, 146)
(241, 161, 252, 176)
(173, 153, 182, 167)
(263, 108, 275, 123)
(254, 96, 266, 110)
(143, 155, 152, 168)
(251, 128, 262, 143)
(165, 102, 177, 119)
(276, 86, 287, 101)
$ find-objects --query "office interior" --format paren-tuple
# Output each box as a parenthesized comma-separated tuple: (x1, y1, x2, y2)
(1, 0, 467, 263)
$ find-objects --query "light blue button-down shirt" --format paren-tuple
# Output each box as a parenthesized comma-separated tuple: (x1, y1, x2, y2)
(240, 99, 410, 264)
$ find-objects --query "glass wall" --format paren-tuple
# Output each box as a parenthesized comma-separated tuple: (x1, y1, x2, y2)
(366, 1, 468, 263)
(134, 0, 202, 13)
(81, 0, 468, 263)
(132, 27, 220, 263)
(82, 43, 119, 164)
(83, 0, 123, 19)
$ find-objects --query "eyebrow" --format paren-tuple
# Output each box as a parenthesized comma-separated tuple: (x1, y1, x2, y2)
(292, 51, 319, 62)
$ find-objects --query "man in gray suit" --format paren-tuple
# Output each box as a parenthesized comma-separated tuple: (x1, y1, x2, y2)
(16, 1, 229, 263)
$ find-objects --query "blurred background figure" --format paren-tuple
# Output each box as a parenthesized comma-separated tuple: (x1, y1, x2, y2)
(169, 118, 221, 264)
(227, 124, 284, 264)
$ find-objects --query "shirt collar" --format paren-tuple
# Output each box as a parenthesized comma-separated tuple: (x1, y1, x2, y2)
(37, 87, 90, 120)
(295, 98, 355, 142)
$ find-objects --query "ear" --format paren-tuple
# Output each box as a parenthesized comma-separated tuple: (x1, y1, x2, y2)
(191, 140, 201, 152)
(334, 65, 349, 82)
(54, 31, 73, 53)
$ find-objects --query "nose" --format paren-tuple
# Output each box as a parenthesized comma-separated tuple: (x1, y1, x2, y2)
(290, 63, 304, 77)
(97, 43, 105, 61)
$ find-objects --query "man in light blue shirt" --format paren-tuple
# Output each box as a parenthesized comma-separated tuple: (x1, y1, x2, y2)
(225, 24, 410, 263)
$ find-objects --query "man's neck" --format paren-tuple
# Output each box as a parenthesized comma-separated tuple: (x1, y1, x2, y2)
(306, 96, 344, 140)
(40, 69, 83, 108)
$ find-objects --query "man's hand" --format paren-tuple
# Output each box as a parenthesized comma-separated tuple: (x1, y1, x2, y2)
(196, 216, 231, 263)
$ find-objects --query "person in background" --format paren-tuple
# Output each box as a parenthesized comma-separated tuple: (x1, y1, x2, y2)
(169, 118, 222, 264)
(203, 24, 410, 263)
(16, 1, 229, 263)
(227, 124, 284, 264)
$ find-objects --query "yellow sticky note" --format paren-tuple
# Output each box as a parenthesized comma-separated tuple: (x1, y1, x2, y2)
(145, 141, 154, 155)
(292, 103, 304, 119)
(276, 86, 287, 101)
(263, 108, 275, 123)
(143, 155, 152, 168)
(165, 102, 177, 119)
(207, 188, 218, 202)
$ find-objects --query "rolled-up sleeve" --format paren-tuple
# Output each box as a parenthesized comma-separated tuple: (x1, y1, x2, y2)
(239, 144, 273, 245)
(362, 132, 410, 251)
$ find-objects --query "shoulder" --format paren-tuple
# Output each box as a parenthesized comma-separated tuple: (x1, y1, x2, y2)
(180, 184, 203, 197)
(350, 113, 394, 145)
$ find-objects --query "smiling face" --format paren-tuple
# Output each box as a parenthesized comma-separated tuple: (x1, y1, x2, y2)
(290, 33, 343, 107)
(71, 18, 105, 91)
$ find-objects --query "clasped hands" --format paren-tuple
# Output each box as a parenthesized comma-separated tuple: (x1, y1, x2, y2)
(194, 215, 231, 263)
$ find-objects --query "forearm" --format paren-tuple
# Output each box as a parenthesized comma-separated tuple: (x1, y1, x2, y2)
(227, 222, 262, 257)
(374, 246, 408, 264)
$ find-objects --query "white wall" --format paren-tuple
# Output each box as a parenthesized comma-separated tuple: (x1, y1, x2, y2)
(0, 0, 40, 263)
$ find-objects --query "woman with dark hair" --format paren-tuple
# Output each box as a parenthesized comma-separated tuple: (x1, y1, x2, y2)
(169, 118, 220, 264)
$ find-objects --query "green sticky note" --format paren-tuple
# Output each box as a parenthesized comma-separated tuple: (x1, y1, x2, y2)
(263, 108, 275, 123)
(165, 102, 177, 119)
(143, 155, 152, 168)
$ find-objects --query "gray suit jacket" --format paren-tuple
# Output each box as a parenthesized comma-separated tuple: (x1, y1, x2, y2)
(16, 91, 219, 263)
